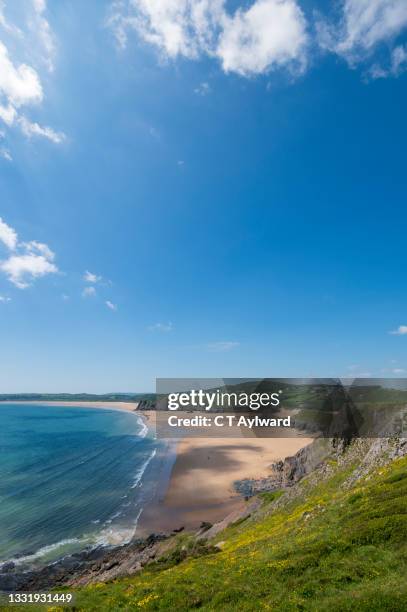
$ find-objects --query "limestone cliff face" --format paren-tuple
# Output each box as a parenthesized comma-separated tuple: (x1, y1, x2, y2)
(235, 436, 407, 498)
(234, 438, 333, 497)
(196, 436, 407, 540)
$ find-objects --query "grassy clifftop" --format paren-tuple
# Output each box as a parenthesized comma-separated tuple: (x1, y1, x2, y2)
(69, 440, 407, 611)
(5, 439, 406, 611)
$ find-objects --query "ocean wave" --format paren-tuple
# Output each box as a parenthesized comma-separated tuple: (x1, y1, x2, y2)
(0, 406, 159, 571)
(135, 415, 148, 439)
(9, 538, 83, 567)
(131, 449, 157, 489)
(94, 508, 143, 547)
(5, 447, 156, 568)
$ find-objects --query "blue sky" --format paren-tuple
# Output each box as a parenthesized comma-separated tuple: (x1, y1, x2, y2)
(0, 0, 407, 392)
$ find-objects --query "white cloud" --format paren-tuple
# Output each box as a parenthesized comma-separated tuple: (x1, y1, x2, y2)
(83, 270, 102, 283)
(218, 0, 308, 76)
(108, 0, 309, 77)
(0, 147, 12, 160)
(0, 2, 63, 146)
(0, 40, 43, 107)
(106, 300, 117, 311)
(389, 325, 407, 335)
(317, 0, 407, 74)
(207, 340, 240, 351)
(30, 0, 56, 73)
(0, 218, 58, 288)
(23, 240, 55, 260)
(18, 116, 65, 143)
(367, 44, 407, 79)
(82, 286, 96, 298)
(0, 253, 57, 288)
(0, 216, 18, 249)
(392, 368, 406, 374)
(108, 0, 223, 57)
(148, 321, 173, 332)
(0, 1, 22, 35)
(0, 295, 11, 302)
(0, 103, 17, 125)
(194, 81, 210, 95)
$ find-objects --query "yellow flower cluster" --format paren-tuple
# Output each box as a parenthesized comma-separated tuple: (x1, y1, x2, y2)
(137, 593, 159, 607)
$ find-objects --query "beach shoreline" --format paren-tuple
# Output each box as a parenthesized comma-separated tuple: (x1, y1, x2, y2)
(137, 433, 313, 534)
(1, 401, 312, 536)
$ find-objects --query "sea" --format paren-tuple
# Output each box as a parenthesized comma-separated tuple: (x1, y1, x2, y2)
(0, 404, 170, 570)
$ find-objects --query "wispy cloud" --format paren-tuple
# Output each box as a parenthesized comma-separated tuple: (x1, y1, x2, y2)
(389, 325, 407, 335)
(0, 216, 18, 250)
(0, 295, 11, 302)
(82, 271, 117, 307)
(207, 341, 240, 352)
(194, 82, 211, 95)
(0, 1, 64, 149)
(18, 116, 65, 144)
(30, 0, 56, 73)
(0, 147, 12, 161)
(317, 0, 407, 78)
(109, 1, 407, 82)
(0, 218, 58, 288)
(108, 0, 309, 77)
(83, 270, 102, 284)
(82, 286, 96, 298)
(366, 44, 407, 80)
(148, 322, 173, 332)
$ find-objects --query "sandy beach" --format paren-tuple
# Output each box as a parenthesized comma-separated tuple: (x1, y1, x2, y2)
(1, 401, 312, 533)
(138, 429, 312, 533)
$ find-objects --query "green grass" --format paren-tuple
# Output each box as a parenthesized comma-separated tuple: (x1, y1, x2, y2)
(6, 454, 407, 612)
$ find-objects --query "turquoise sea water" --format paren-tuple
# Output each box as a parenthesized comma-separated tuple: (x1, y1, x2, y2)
(0, 404, 163, 569)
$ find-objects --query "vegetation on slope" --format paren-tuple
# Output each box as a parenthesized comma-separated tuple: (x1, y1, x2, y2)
(4, 441, 406, 611)
(66, 450, 407, 611)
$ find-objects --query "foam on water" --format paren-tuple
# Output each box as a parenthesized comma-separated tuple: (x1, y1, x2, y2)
(131, 449, 157, 488)
(0, 404, 162, 569)
(9, 538, 84, 567)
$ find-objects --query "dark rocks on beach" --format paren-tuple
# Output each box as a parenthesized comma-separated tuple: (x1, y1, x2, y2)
(0, 532, 170, 593)
(235, 439, 332, 497)
(145, 533, 167, 545)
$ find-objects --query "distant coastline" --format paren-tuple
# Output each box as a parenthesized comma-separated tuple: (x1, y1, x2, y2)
(0, 393, 154, 403)
(2, 400, 140, 411)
